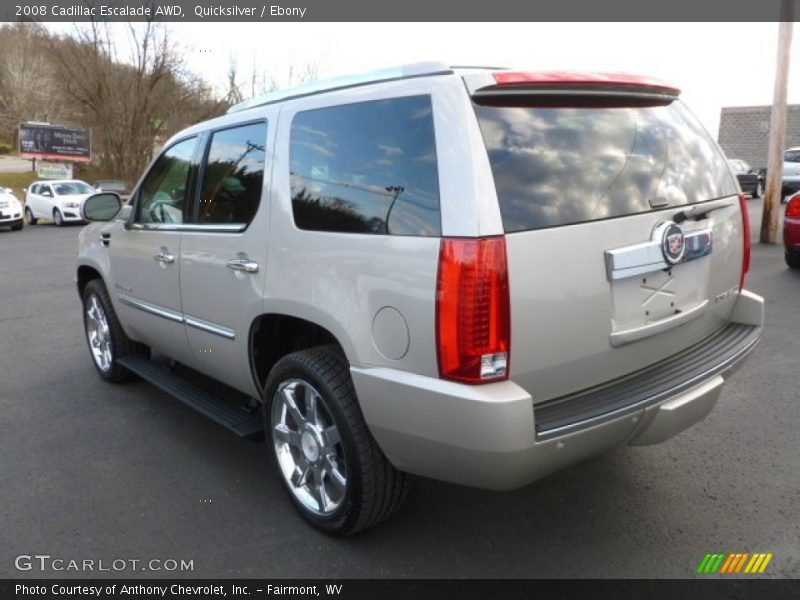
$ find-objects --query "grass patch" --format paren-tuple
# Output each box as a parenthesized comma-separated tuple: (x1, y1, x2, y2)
(0, 172, 38, 200)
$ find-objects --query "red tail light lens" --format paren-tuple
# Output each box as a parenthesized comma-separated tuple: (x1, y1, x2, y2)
(786, 194, 800, 217)
(436, 237, 510, 384)
(739, 193, 751, 291)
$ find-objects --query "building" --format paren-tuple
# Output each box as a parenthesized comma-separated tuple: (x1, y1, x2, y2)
(718, 105, 800, 169)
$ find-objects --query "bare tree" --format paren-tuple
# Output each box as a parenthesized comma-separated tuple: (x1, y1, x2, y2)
(0, 24, 66, 141)
(48, 19, 223, 184)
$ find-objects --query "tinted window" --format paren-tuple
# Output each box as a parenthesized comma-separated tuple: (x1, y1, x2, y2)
(290, 95, 440, 236)
(474, 100, 738, 232)
(137, 137, 197, 225)
(199, 122, 267, 225)
(786, 150, 800, 163)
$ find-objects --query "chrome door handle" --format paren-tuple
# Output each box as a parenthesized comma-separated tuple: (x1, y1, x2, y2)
(226, 258, 259, 273)
(153, 248, 175, 264)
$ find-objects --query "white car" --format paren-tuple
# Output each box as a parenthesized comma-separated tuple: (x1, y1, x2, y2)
(0, 187, 23, 231)
(24, 179, 96, 226)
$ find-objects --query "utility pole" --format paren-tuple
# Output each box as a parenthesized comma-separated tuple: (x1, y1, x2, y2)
(761, 4, 794, 243)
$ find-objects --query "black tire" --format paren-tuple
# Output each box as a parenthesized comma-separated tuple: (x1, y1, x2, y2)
(263, 345, 409, 535)
(753, 181, 763, 199)
(11, 222, 23, 231)
(24, 207, 37, 225)
(786, 251, 800, 269)
(53, 208, 64, 226)
(82, 279, 144, 382)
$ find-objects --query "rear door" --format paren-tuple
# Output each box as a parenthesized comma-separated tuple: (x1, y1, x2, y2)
(178, 118, 272, 396)
(464, 73, 744, 402)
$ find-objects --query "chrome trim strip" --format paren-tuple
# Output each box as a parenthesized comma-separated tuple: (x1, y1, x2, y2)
(605, 229, 712, 281)
(129, 223, 246, 233)
(535, 326, 761, 441)
(117, 293, 184, 324)
(184, 316, 236, 340)
(116, 294, 235, 339)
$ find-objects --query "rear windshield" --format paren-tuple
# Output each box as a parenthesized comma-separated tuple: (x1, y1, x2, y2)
(473, 100, 737, 232)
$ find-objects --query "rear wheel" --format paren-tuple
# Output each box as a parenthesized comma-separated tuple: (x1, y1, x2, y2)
(786, 251, 800, 269)
(24, 207, 37, 225)
(753, 181, 763, 199)
(82, 279, 143, 382)
(264, 345, 409, 535)
(53, 208, 64, 226)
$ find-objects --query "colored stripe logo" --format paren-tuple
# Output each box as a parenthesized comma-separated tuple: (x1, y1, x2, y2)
(696, 552, 773, 574)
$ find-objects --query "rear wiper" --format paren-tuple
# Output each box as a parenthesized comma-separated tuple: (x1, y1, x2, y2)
(673, 202, 733, 224)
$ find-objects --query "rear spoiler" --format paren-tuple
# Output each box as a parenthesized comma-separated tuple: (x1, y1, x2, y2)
(471, 71, 681, 107)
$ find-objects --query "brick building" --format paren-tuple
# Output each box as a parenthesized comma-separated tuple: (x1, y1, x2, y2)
(717, 105, 800, 169)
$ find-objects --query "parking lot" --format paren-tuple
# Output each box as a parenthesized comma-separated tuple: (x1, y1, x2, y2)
(1, 198, 798, 579)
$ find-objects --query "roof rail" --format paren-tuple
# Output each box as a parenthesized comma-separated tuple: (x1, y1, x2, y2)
(226, 61, 452, 114)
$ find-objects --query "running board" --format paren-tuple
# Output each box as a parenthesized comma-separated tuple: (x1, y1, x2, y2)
(118, 355, 264, 439)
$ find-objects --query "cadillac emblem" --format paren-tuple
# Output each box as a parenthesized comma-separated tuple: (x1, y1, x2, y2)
(653, 221, 686, 265)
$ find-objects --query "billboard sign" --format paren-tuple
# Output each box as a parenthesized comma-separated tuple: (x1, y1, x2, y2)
(19, 123, 91, 162)
(36, 160, 73, 180)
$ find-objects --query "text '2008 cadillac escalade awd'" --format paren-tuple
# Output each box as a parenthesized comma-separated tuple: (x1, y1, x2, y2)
(76, 63, 764, 535)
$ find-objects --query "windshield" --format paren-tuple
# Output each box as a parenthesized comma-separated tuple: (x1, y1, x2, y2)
(53, 181, 95, 195)
(473, 100, 737, 232)
(785, 150, 800, 163)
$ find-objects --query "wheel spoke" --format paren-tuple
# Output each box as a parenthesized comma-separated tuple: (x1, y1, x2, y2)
(305, 387, 319, 425)
(290, 459, 311, 487)
(320, 425, 340, 448)
(311, 465, 328, 512)
(324, 455, 346, 494)
(273, 424, 301, 448)
(281, 386, 306, 425)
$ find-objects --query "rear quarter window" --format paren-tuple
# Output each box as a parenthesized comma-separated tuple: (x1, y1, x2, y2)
(289, 95, 441, 236)
(474, 100, 737, 232)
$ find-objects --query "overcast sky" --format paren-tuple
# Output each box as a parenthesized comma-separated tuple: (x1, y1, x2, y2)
(51, 22, 800, 139)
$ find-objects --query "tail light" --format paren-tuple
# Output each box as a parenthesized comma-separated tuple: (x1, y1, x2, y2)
(739, 193, 751, 291)
(786, 194, 800, 217)
(436, 237, 510, 384)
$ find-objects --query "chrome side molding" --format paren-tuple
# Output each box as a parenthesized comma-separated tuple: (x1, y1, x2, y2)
(117, 293, 236, 340)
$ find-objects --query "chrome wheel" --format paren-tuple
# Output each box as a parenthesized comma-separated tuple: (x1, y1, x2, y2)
(271, 378, 346, 516)
(85, 295, 112, 372)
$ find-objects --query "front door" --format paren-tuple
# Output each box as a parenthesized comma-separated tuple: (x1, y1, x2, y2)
(107, 136, 200, 364)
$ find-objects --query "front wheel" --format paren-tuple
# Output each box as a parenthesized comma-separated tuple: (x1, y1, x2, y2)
(753, 181, 763, 199)
(82, 279, 143, 382)
(53, 208, 64, 226)
(11, 222, 23, 231)
(25, 207, 37, 225)
(786, 251, 800, 269)
(264, 345, 409, 535)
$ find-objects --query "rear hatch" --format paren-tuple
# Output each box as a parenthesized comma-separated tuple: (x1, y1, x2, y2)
(465, 71, 745, 403)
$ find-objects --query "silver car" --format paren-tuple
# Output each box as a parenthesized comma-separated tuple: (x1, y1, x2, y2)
(76, 63, 764, 535)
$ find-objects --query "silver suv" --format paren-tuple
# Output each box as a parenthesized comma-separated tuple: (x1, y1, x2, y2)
(76, 63, 764, 535)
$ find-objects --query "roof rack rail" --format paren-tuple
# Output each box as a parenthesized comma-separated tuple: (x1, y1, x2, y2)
(227, 61, 453, 114)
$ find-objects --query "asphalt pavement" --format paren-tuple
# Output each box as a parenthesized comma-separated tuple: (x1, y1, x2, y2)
(1, 200, 798, 579)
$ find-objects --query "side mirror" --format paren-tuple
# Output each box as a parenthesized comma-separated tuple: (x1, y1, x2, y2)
(82, 192, 122, 222)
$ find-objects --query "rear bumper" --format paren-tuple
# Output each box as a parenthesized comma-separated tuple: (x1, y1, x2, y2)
(352, 290, 764, 490)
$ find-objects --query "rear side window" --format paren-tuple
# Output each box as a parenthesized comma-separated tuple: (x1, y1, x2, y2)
(473, 101, 737, 232)
(198, 121, 267, 225)
(289, 95, 441, 236)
